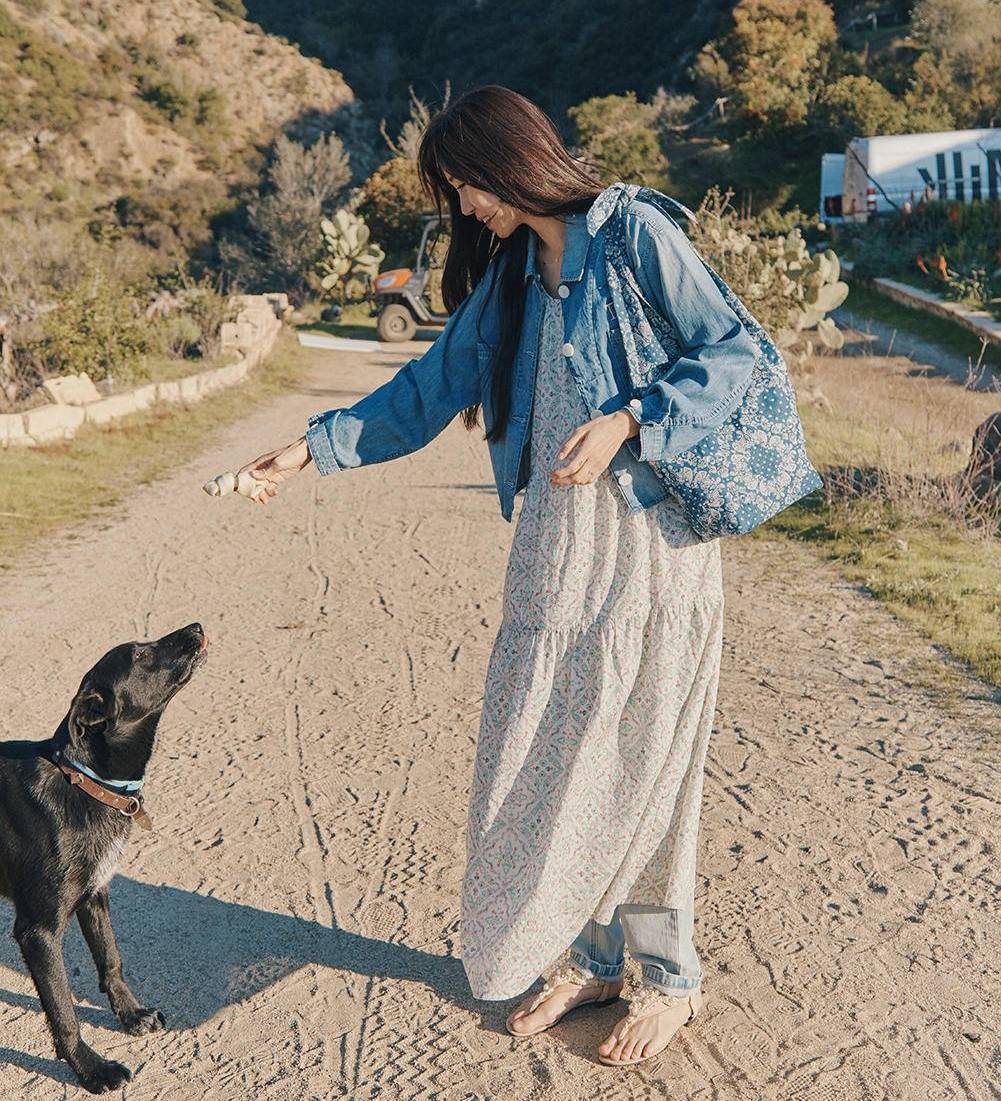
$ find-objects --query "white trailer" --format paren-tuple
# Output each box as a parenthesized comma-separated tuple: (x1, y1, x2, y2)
(840, 127, 1001, 221)
(819, 152, 846, 222)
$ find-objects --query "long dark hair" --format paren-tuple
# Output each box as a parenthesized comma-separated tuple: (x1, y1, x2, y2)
(417, 85, 604, 442)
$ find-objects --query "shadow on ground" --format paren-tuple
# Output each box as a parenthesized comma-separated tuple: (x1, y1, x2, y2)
(0, 877, 479, 1041)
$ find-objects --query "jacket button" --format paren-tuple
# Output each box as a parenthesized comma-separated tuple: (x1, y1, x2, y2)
(557, 284, 570, 299)
(562, 341, 574, 357)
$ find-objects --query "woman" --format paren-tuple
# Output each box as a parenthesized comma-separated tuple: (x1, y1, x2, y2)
(237, 85, 756, 1068)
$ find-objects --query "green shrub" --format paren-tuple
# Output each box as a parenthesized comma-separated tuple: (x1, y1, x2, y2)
(153, 315, 202, 359)
(178, 275, 238, 358)
(0, 15, 111, 134)
(140, 77, 192, 122)
(220, 132, 352, 294)
(211, 0, 248, 17)
(813, 75, 908, 146)
(838, 200, 1001, 303)
(568, 92, 668, 187)
(36, 270, 149, 382)
(195, 87, 226, 127)
(356, 156, 433, 266)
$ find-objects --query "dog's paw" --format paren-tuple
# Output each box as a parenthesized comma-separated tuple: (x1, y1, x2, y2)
(76, 1056, 133, 1094)
(119, 1005, 166, 1035)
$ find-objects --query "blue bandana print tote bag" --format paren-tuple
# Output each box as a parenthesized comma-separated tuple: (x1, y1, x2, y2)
(603, 184, 824, 541)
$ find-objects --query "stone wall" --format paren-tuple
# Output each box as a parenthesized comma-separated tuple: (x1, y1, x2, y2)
(0, 293, 288, 449)
(872, 278, 1001, 348)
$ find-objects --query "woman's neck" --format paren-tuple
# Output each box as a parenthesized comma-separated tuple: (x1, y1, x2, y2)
(524, 214, 566, 265)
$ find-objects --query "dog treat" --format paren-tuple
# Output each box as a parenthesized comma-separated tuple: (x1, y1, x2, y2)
(202, 470, 267, 500)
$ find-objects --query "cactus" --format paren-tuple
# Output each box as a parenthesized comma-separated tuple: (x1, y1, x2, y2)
(317, 209, 386, 303)
(686, 187, 849, 357)
(815, 316, 844, 350)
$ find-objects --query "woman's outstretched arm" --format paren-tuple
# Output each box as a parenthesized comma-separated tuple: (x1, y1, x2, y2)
(305, 263, 497, 474)
(235, 259, 499, 503)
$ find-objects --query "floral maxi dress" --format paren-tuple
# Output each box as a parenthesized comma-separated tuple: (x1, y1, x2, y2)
(460, 289, 726, 1002)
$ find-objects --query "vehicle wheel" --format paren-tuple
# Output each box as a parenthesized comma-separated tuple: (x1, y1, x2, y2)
(377, 303, 417, 342)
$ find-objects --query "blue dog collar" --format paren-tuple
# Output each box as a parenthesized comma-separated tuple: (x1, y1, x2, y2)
(54, 750, 144, 795)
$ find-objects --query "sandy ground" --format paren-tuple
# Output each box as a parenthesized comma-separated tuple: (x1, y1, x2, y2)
(0, 343, 998, 1100)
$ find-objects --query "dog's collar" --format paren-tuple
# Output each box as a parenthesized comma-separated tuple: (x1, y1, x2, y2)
(53, 750, 144, 794)
(51, 749, 152, 831)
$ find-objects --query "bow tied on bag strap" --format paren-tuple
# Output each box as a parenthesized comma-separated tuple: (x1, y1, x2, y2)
(589, 182, 823, 541)
(587, 183, 690, 378)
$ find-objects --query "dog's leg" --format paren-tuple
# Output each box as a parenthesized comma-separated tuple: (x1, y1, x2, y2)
(14, 909, 132, 1094)
(77, 887, 166, 1035)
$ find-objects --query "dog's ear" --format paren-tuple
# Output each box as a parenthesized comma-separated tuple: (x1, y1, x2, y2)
(68, 685, 117, 740)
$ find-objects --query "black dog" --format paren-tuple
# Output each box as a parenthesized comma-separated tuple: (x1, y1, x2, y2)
(0, 622, 207, 1093)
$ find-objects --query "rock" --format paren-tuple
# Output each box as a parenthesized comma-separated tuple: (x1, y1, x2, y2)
(0, 412, 29, 448)
(83, 393, 140, 424)
(962, 412, 1001, 501)
(23, 403, 85, 442)
(40, 372, 101, 406)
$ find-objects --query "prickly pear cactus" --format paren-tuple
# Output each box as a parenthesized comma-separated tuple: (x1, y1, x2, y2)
(317, 210, 386, 302)
(688, 188, 849, 355)
(776, 227, 848, 350)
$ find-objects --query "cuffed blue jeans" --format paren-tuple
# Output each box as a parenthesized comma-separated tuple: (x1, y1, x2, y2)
(568, 905, 702, 994)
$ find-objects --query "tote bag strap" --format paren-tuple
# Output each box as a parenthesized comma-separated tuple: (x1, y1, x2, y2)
(616, 185, 778, 357)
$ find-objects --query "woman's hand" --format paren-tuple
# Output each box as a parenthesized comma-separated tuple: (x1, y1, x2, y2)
(236, 436, 312, 505)
(550, 410, 639, 487)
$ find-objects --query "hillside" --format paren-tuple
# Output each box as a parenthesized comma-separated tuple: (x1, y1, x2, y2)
(243, 0, 734, 131)
(0, 0, 355, 237)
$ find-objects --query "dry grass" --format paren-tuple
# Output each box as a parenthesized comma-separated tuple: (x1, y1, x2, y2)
(0, 331, 313, 567)
(763, 350, 1001, 687)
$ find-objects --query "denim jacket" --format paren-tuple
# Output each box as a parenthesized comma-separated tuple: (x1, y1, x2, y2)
(305, 183, 757, 523)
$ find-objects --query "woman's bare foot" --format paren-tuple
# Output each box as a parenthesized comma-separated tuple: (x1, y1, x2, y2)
(597, 987, 702, 1065)
(506, 964, 624, 1037)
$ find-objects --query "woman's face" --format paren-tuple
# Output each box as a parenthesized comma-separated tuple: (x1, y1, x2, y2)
(443, 171, 521, 239)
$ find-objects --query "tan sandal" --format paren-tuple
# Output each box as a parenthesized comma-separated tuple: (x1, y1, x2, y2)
(596, 985, 702, 1066)
(506, 961, 623, 1037)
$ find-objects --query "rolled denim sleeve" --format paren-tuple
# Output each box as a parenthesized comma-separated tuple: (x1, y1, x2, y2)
(305, 267, 495, 475)
(620, 202, 756, 463)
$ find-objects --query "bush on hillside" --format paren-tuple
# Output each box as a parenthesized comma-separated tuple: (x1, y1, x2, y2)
(906, 0, 1001, 130)
(34, 269, 149, 383)
(812, 75, 908, 146)
(356, 156, 434, 267)
(569, 92, 668, 187)
(0, 12, 114, 134)
(693, 0, 837, 134)
(219, 132, 352, 295)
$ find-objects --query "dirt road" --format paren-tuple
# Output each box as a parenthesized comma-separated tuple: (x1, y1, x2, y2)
(0, 344, 998, 1100)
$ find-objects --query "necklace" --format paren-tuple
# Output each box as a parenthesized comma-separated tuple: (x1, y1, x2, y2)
(537, 242, 563, 297)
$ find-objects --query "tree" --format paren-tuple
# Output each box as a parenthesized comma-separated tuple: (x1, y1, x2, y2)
(813, 75, 908, 145)
(223, 132, 352, 294)
(568, 92, 668, 187)
(911, 0, 1001, 62)
(356, 156, 434, 267)
(379, 83, 449, 161)
(694, 0, 838, 133)
(906, 0, 1001, 129)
